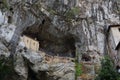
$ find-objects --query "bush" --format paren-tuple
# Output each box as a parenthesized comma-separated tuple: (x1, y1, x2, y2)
(75, 62, 82, 77)
(0, 58, 13, 80)
(0, 0, 10, 11)
(2, 0, 9, 9)
(95, 56, 120, 80)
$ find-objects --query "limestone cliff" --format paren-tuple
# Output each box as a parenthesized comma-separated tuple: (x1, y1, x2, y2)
(0, 0, 120, 80)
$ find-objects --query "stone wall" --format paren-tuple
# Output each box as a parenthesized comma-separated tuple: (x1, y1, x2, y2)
(45, 54, 75, 63)
(110, 26, 120, 49)
(21, 35, 39, 51)
(107, 26, 120, 66)
(39, 51, 75, 63)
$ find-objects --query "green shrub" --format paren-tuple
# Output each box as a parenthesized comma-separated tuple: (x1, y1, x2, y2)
(95, 56, 120, 80)
(3, 0, 9, 9)
(75, 62, 82, 77)
(0, 58, 13, 80)
(0, 0, 10, 10)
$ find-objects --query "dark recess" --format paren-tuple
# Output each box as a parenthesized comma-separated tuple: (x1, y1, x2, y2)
(22, 22, 76, 58)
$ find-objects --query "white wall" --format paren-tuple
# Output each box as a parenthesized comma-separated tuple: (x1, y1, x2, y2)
(111, 27, 120, 49)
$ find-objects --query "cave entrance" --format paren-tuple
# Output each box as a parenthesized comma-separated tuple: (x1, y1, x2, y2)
(81, 54, 91, 61)
(21, 20, 76, 58)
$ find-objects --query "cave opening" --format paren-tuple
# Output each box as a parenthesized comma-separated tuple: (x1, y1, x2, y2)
(81, 54, 91, 61)
(21, 19, 76, 58)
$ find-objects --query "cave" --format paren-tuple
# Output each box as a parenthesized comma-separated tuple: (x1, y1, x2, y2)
(81, 54, 91, 61)
(21, 18, 76, 58)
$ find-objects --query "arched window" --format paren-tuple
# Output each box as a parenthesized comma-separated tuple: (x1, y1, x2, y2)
(34, 42, 35, 45)
(118, 28, 120, 32)
(27, 40, 29, 43)
(8, 16, 12, 23)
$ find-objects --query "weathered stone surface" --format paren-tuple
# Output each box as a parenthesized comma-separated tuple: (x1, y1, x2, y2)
(0, 41, 10, 58)
(0, 0, 120, 80)
(49, 62, 75, 80)
(13, 46, 75, 80)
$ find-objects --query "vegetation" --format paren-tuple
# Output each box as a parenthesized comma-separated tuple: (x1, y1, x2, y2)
(0, 58, 14, 80)
(75, 62, 82, 76)
(2, 0, 9, 9)
(75, 61, 82, 79)
(47, 8, 57, 15)
(64, 7, 80, 20)
(47, 7, 80, 22)
(95, 56, 120, 80)
(0, 0, 10, 11)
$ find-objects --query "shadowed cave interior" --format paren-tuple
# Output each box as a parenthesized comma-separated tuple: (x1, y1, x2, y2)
(22, 19, 76, 58)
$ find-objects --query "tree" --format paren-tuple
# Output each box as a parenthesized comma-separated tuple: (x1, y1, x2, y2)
(0, 58, 14, 80)
(95, 56, 120, 80)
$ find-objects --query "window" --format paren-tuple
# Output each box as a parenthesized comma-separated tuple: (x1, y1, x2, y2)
(118, 28, 120, 32)
(27, 40, 29, 43)
(8, 16, 12, 23)
(42, 19, 45, 24)
(34, 42, 35, 45)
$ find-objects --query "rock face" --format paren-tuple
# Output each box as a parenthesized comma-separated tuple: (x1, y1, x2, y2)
(0, 0, 120, 80)
(14, 46, 75, 80)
